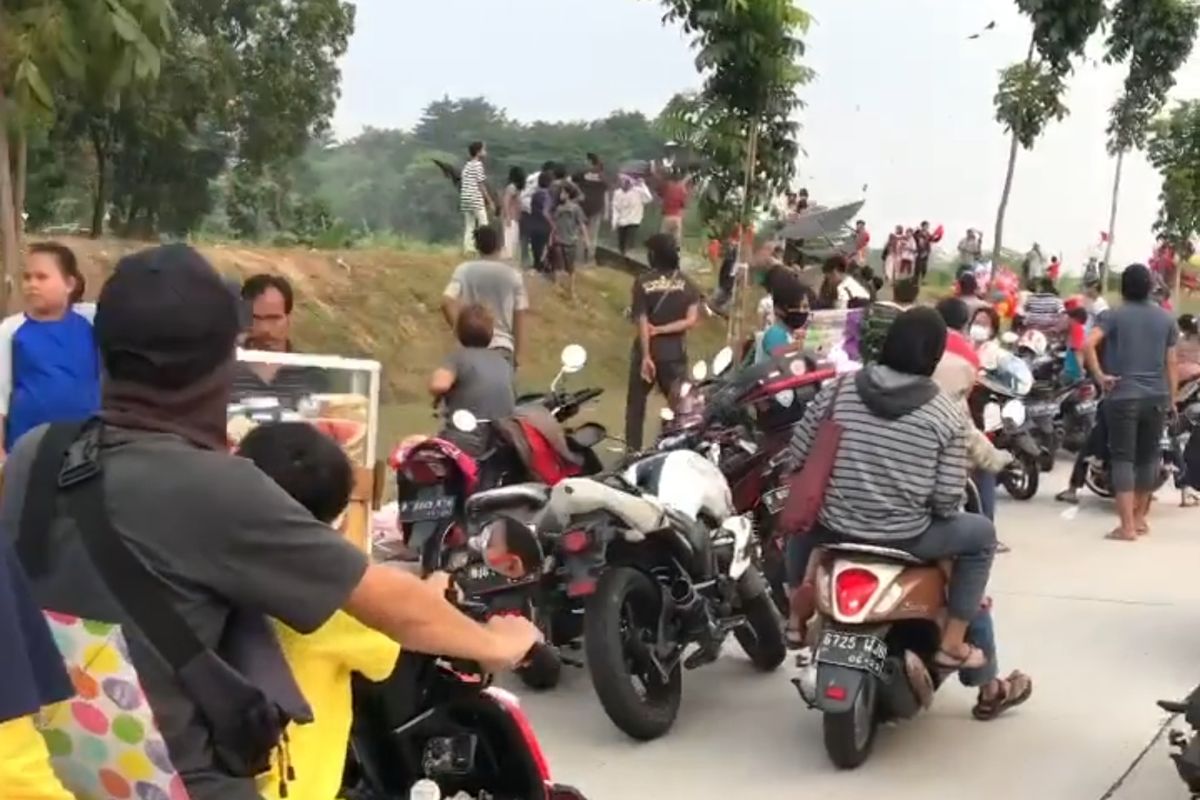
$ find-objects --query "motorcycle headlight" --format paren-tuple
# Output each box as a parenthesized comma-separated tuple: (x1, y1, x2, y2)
(1001, 399, 1026, 428)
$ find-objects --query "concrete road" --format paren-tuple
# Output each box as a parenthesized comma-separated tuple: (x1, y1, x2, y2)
(503, 464, 1200, 799)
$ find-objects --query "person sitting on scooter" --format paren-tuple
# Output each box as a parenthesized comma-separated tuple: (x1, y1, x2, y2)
(756, 278, 815, 364)
(1177, 314, 1200, 385)
(429, 303, 516, 456)
(237, 422, 402, 800)
(787, 307, 997, 671)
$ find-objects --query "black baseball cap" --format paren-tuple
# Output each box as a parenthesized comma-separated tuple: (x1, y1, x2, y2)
(95, 245, 240, 389)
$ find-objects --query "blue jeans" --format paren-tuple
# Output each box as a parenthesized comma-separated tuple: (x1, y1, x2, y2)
(973, 469, 997, 521)
(961, 606, 999, 687)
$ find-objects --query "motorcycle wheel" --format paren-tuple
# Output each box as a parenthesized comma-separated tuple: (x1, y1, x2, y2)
(1001, 453, 1040, 500)
(584, 567, 682, 741)
(823, 677, 880, 769)
(516, 642, 562, 691)
(1083, 464, 1114, 499)
(732, 579, 787, 671)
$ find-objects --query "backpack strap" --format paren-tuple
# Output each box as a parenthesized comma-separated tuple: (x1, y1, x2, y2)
(17, 422, 88, 578)
(21, 421, 206, 671)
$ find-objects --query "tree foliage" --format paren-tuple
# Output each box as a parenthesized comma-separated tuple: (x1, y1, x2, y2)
(659, 0, 813, 237)
(1146, 100, 1200, 250)
(1105, 0, 1200, 154)
(993, 60, 1068, 148)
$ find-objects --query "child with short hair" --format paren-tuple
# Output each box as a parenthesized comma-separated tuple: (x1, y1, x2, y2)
(429, 304, 515, 455)
(237, 422, 400, 800)
(551, 187, 589, 299)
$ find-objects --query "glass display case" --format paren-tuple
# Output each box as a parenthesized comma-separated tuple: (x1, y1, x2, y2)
(228, 349, 383, 551)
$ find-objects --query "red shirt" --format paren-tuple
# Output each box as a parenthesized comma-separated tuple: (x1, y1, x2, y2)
(1068, 321, 1086, 350)
(945, 330, 981, 370)
(660, 181, 688, 217)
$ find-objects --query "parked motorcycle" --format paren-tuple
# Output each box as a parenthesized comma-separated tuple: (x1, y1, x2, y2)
(344, 519, 587, 800)
(391, 345, 605, 574)
(1160, 684, 1200, 797)
(542, 448, 787, 740)
(972, 355, 1043, 500)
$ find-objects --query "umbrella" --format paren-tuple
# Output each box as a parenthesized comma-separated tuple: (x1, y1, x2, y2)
(776, 199, 866, 241)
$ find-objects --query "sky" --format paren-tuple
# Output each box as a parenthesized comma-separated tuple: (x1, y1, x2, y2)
(332, 0, 1200, 267)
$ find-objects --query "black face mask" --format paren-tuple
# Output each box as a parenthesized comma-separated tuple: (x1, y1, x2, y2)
(783, 310, 810, 329)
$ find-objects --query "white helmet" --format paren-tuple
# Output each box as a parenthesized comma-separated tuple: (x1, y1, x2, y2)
(1016, 329, 1048, 358)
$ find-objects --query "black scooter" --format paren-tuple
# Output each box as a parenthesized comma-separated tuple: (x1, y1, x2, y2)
(344, 520, 587, 800)
(1161, 687, 1200, 797)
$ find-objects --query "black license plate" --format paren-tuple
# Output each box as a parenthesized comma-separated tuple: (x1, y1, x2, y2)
(816, 630, 887, 677)
(399, 495, 456, 522)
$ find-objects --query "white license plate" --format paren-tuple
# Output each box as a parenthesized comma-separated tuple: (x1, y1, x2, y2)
(763, 486, 789, 514)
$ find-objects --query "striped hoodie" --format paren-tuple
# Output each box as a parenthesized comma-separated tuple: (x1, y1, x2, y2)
(788, 365, 968, 541)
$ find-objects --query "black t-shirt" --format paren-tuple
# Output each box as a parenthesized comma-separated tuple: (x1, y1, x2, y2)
(577, 171, 608, 218)
(631, 269, 700, 362)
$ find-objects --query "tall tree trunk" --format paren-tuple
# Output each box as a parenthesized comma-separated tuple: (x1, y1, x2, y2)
(0, 94, 18, 313)
(992, 37, 1036, 268)
(1102, 149, 1124, 290)
(13, 128, 26, 255)
(727, 119, 760, 346)
(991, 128, 1020, 266)
(89, 124, 108, 239)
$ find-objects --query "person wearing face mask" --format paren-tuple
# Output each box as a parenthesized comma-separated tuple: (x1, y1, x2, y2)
(756, 278, 814, 364)
(969, 306, 1004, 371)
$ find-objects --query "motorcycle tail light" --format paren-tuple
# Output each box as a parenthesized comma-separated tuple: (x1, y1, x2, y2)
(483, 687, 552, 782)
(403, 456, 448, 485)
(835, 568, 880, 617)
(560, 529, 591, 554)
(566, 578, 597, 598)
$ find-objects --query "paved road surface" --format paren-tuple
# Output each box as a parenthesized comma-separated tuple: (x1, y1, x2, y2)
(503, 464, 1200, 799)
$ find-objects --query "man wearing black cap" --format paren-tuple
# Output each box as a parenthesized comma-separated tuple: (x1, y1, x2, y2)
(0, 245, 539, 800)
(625, 233, 700, 450)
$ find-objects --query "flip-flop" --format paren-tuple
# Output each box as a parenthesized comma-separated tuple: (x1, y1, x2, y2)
(933, 644, 987, 672)
(996, 541, 1012, 554)
(1105, 528, 1138, 541)
(972, 670, 1033, 721)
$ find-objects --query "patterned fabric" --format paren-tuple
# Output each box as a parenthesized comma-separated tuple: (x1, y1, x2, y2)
(36, 611, 187, 800)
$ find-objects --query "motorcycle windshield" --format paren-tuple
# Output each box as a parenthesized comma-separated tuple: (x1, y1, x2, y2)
(982, 352, 1033, 397)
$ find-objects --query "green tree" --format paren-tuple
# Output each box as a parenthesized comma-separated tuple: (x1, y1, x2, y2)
(1146, 101, 1200, 256)
(1101, 0, 1199, 280)
(991, 0, 1106, 262)
(660, 0, 813, 239)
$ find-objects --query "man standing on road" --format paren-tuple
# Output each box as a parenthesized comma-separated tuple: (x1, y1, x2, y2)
(577, 153, 608, 264)
(657, 169, 690, 246)
(233, 274, 328, 402)
(625, 234, 700, 451)
(460, 141, 492, 254)
(1086, 263, 1179, 542)
(442, 225, 528, 368)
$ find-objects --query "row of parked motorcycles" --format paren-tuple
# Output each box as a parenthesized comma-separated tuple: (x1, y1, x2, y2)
(354, 337, 1039, 798)
(972, 329, 1199, 502)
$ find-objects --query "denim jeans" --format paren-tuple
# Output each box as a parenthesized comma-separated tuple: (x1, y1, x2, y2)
(973, 470, 997, 521)
(960, 606, 999, 687)
(1106, 397, 1166, 492)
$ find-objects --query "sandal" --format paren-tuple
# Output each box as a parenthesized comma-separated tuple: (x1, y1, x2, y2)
(933, 644, 987, 672)
(972, 670, 1033, 721)
(1182, 491, 1199, 508)
(1105, 528, 1138, 541)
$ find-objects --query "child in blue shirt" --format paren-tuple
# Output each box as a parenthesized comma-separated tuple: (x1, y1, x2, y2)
(756, 276, 814, 364)
(0, 243, 98, 453)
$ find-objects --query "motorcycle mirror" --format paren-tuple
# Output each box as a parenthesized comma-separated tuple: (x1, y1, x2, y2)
(691, 360, 709, 382)
(660, 407, 676, 422)
(560, 344, 588, 374)
(712, 346, 734, 376)
(451, 409, 479, 433)
(477, 516, 543, 579)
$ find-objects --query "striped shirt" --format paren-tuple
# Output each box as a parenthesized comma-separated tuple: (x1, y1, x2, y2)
(1022, 292, 1064, 332)
(460, 159, 486, 213)
(788, 371, 968, 541)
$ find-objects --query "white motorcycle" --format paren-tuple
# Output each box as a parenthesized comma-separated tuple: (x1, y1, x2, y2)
(541, 448, 786, 740)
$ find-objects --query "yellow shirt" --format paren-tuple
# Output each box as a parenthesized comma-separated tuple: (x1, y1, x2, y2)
(258, 612, 400, 800)
(0, 715, 75, 800)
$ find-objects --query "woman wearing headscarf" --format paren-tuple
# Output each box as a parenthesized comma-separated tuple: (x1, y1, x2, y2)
(786, 308, 997, 671)
(0, 538, 75, 798)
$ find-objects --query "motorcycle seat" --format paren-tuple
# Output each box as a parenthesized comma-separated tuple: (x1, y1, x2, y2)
(465, 483, 551, 515)
(821, 542, 926, 565)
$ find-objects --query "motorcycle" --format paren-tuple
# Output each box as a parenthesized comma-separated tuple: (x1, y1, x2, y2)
(391, 345, 605, 574)
(344, 519, 587, 800)
(972, 354, 1043, 501)
(1082, 421, 1178, 499)
(540, 448, 787, 740)
(1161, 685, 1200, 797)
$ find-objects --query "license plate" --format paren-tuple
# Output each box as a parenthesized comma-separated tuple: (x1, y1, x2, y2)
(1028, 402, 1057, 418)
(762, 486, 789, 514)
(399, 495, 456, 522)
(816, 630, 887, 677)
(1076, 400, 1098, 415)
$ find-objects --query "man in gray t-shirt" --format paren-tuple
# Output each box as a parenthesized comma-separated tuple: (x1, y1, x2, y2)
(442, 226, 529, 365)
(1086, 263, 1179, 541)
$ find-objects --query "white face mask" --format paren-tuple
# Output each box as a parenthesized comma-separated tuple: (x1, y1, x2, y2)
(969, 324, 992, 343)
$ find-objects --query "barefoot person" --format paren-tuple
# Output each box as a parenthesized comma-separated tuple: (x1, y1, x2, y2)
(1085, 263, 1179, 541)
